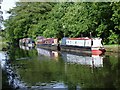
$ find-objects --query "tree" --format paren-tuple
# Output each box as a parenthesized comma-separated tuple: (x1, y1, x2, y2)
(3, 2, 120, 44)
(4, 2, 54, 44)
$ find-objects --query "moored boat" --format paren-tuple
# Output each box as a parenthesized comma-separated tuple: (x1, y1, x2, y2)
(60, 37, 106, 55)
(36, 36, 59, 51)
(19, 38, 35, 47)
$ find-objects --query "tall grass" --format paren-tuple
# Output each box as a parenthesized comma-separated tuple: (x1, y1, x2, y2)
(104, 44, 119, 47)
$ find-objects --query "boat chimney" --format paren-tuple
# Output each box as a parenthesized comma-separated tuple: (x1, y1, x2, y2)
(90, 32, 92, 38)
(81, 34, 83, 37)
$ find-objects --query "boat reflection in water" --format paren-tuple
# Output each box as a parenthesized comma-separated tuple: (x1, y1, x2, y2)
(1, 50, 69, 90)
(2, 45, 119, 89)
(19, 45, 34, 50)
(61, 52, 103, 68)
(36, 48, 59, 60)
(36, 48, 103, 67)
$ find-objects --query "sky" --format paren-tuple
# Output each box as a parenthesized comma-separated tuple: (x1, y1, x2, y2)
(1, 0, 19, 19)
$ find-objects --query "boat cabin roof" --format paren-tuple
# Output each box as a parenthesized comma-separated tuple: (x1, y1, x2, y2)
(67, 37, 102, 40)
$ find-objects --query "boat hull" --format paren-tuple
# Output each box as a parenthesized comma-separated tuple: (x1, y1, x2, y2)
(60, 45, 105, 55)
(36, 44, 59, 51)
(92, 50, 104, 55)
(60, 45, 91, 54)
(92, 47, 106, 55)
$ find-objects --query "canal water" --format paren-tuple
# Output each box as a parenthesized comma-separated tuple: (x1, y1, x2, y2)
(0, 45, 120, 90)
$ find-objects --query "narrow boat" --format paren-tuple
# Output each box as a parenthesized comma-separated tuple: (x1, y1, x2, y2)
(60, 37, 106, 55)
(19, 38, 35, 47)
(36, 36, 59, 51)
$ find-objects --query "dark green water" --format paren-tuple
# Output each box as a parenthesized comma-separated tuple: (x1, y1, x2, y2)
(1, 45, 120, 90)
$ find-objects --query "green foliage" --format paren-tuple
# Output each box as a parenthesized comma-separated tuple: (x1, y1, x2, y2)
(111, 2, 120, 30)
(3, 2, 120, 44)
(108, 30, 119, 44)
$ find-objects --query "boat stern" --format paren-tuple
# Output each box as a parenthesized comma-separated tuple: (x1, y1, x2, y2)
(92, 47, 106, 55)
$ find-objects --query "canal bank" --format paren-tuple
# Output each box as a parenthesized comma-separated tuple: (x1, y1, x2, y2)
(2, 70, 13, 90)
(0, 37, 13, 90)
(104, 45, 120, 53)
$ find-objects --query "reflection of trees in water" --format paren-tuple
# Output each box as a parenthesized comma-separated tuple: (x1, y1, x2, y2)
(114, 52, 120, 89)
(6, 46, 120, 89)
(103, 54, 120, 89)
(8, 46, 37, 61)
(103, 56, 114, 88)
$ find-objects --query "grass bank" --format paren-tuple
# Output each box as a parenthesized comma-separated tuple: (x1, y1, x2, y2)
(104, 45, 120, 53)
